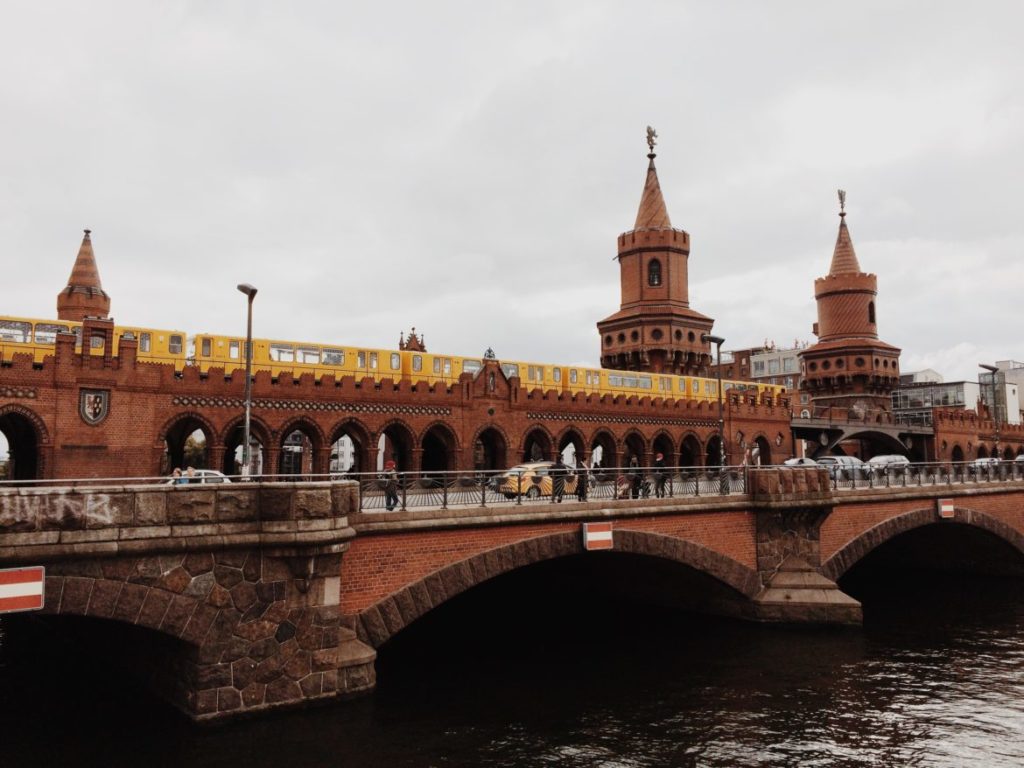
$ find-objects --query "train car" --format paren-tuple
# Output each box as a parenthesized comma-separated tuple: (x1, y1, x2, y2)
(403, 351, 483, 387)
(192, 333, 402, 381)
(0, 315, 186, 370)
(563, 366, 604, 396)
(497, 359, 568, 392)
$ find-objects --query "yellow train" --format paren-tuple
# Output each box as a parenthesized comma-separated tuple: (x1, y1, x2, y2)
(0, 315, 187, 370)
(1, 315, 786, 404)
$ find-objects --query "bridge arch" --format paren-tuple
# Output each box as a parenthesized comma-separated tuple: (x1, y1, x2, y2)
(328, 418, 372, 474)
(276, 416, 327, 476)
(419, 421, 460, 474)
(355, 529, 761, 649)
(822, 506, 1024, 581)
(651, 430, 676, 465)
(555, 427, 586, 465)
(376, 419, 416, 472)
(0, 403, 49, 480)
(679, 433, 702, 467)
(588, 428, 617, 471)
(471, 425, 509, 471)
(219, 415, 271, 476)
(622, 430, 647, 464)
(521, 425, 554, 462)
(159, 411, 218, 474)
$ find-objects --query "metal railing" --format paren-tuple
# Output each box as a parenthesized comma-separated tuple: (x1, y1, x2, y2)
(821, 459, 1024, 491)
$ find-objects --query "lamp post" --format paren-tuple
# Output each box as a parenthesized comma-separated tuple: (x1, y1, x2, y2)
(237, 283, 258, 477)
(702, 334, 727, 486)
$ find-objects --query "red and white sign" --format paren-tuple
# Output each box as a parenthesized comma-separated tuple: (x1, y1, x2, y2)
(937, 498, 955, 519)
(0, 566, 46, 614)
(582, 522, 613, 551)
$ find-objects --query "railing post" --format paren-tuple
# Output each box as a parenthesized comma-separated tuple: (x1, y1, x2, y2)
(480, 474, 487, 507)
(401, 477, 407, 511)
(516, 472, 522, 505)
(694, 470, 700, 497)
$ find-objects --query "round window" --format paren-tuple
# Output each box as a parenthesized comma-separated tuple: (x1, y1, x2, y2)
(631, 331, 639, 342)
(618, 333, 626, 343)
(651, 328, 663, 341)
(604, 335, 612, 346)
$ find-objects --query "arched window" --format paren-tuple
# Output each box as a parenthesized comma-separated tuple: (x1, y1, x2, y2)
(648, 259, 662, 286)
(868, 301, 876, 324)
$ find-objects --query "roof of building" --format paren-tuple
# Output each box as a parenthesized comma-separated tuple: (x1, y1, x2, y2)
(828, 212, 862, 275)
(634, 152, 672, 230)
(64, 229, 108, 298)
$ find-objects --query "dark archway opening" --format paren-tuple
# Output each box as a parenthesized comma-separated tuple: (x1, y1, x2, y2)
(162, 418, 211, 474)
(623, 433, 646, 467)
(474, 428, 507, 472)
(279, 428, 315, 476)
(705, 436, 724, 467)
(0, 410, 40, 480)
(652, 434, 675, 466)
(330, 422, 369, 476)
(522, 429, 552, 463)
(558, 430, 585, 467)
(751, 436, 771, 467)
(223, 425, 265, 477)
(421, 426, 456, 475)
(977, 445, 989, 459)
(679, 435, 701, 467)
(589, 432, 616, 474)
(380, 424, 414, 473)
(951, 444, 965, 462)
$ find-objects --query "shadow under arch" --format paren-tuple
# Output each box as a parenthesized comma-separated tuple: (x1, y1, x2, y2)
(0, 403, 49, 480)
(822, 506, 1024, 582)
(355, 529, 762, 649)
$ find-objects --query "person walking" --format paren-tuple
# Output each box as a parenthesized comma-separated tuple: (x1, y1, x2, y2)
(383, 460, 399, 511)
(552, 455, 566, 503)
(575, 457, 588, 502)
(654, 452, 667, 498)
(628, 454, 641, 499)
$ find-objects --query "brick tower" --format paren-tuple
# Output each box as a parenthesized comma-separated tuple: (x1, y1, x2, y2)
(57, 229, 111, 321)
(597, 128, 714, 374)
(799, 193, 900, 416)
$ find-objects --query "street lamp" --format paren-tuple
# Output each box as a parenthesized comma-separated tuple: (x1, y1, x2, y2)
(237, 283, 258, 477)
(701, 333, 727, 473)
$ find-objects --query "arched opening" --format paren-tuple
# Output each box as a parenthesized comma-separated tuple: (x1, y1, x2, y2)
(589, 430, 617, 474)
(222, 423, 266, 477)
(0, 409, 41, 480)
(679, 434, 702, 467)
(379, 423, 415, 472)
(421, 424, 457, 475)
(705, 435, 724, 467)
(951, 444, 965, 462)
(1003, 447, 1015, 461)
(652, 433, 675, 466)
(330, 420, 370, 476)
(647, 258, 662, 287)
(162, 416, 212, 474)
(751, 435, 772, 467)
(474, 428, 508, 472)
(622, 432, 647, 468)
(522, 427, 552, 463)
(279, 428, 315, 476)
(557, 429, 586, 467)
(977, 445, 989, 459)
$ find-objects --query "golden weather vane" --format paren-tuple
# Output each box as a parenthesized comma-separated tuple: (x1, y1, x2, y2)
(646, 125, 658, 153)
(838, 189, 847, 213)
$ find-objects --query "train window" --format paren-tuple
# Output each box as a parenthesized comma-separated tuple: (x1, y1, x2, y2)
(0, 320, 31, 343)
(659, 377, 671, 391)
(140, 333, 151, 353)
(553, 368, 561, 383)
(412, 355, 422, 372)
(299, 347, 320, 364)
(369, 352, 378, 369)
(608, 374, 623, 387)
(323, 349, 344, 365)
(501, 363, 519, 379)
(358, 351, 366, 368)
(390, 353, 401, 370)
(34, 323, 68, 345)
(433, 357, 441, 374)
(679, 378, 686, 391)
(229, 340, 240, 359)
(705, 381, 715, 395)
(169, 335, 183, 355)
(569, 369, 578, 384)
(271, 344, 294, 362)
(443, 358, 451, 376)
(692, 380, 699, 394)
(463, 360, 481, 374)
(201, 338, 212, 357)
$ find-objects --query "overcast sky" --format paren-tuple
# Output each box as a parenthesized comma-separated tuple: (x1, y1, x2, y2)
(2, 1, 1023, 383)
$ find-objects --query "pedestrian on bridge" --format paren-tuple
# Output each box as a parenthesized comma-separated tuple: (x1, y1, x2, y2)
(575, 457, 588, 502)
(383, 460, 399, 511)
(654, 452, 667, 498)
(552, 455, 567, 503)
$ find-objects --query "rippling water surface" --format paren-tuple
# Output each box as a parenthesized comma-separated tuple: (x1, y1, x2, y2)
(1, 572, 1022, 768)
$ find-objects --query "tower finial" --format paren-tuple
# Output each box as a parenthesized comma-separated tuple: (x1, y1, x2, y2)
(646, 125, 658, 157)
(837, 189, 846, 217)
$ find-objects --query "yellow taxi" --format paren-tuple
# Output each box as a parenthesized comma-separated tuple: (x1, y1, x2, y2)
(494, 461, 579, 499)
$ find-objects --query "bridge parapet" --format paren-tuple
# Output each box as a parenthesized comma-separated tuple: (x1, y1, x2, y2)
(0, 481, 358, 563)
(748, 467, 834, 507)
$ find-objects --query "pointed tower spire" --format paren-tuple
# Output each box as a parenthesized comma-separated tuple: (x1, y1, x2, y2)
(828, 189, 862, 275)
(634, 126, 672, 229)
(57, 229, 111, 321)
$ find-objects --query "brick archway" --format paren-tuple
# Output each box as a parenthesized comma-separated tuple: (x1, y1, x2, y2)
(0, 403, 49, 480)
(355, 529, 761, 648)
(822, 507, 1024, 581)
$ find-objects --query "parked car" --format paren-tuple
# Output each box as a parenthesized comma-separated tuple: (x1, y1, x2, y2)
(493, 461, 579, 499)
(166, 469, 232, 485)
(815, 455, 866, 480)
(783, 457, 818, 466)
(867, 455, 910, 477)
(971, 457, 1001, 468)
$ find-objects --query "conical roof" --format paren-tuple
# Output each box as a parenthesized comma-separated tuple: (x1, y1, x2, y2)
(65, 229, 107, 293)
(828, 214, 862, 275)
(634, 154, 672, 230)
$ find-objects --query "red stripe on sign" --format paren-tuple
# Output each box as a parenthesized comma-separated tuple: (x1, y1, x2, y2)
(0, 568, 44, 586)
(584, 523, 612, 533)
(0, 594, 44, 612)
(586, 538, 613, 550)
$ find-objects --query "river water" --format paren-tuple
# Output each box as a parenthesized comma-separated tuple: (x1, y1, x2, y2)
(1, 569, 1022, 768)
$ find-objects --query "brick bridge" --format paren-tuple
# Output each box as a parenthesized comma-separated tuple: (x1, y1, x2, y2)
(1, 468, 1023, 722)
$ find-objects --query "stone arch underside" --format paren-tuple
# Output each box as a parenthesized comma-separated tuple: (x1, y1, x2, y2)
(355, 529, 762, 649)
(822, 506, 1024, 581)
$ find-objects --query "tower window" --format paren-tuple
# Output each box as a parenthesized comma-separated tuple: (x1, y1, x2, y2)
(648, 259, 662, 286)
(868, 301, 876, 324)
